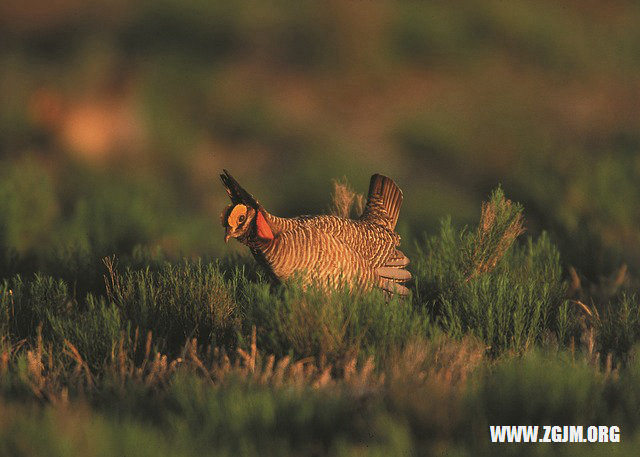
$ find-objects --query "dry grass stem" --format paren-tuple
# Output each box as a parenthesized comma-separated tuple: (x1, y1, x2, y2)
(330, 177, 365, 219)
(466, 193, 525, 281)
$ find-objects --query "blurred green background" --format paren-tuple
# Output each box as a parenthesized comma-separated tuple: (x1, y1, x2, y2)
(1, 0, 640, 283)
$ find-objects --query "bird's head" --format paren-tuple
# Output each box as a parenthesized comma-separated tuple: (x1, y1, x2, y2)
(219, 170, 274, 244)
(221, 203, 256, 242)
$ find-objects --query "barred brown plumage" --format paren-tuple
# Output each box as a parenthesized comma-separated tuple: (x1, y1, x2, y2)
(220, 170, 411, 296)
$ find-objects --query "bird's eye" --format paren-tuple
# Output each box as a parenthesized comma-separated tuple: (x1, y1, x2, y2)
(238, 214, 246, 224)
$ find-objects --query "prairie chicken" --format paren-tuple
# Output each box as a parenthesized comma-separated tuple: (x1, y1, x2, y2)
(220, 170, 411, 296)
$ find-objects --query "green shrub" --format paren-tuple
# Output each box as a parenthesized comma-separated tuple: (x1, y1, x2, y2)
(47, 295, 124, 370)
(414, 188, 568, 353)
(105, 259, 239, 354)
(0, 274, 71, 343)
(241, 279, 430, 363)
(596, 294, 640, 360)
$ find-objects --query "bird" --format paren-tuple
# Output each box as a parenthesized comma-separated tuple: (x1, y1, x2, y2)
(220, 170, 411, 297)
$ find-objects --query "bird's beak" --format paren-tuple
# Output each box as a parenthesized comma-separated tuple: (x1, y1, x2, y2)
(224, 228, 232, 243)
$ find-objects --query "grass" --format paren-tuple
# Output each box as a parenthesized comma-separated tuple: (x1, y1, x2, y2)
(2, 1, 640, 454)
(2, 184, 640, 455)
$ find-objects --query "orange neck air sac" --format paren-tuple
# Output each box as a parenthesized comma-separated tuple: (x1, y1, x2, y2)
(256, 211, 274, 240)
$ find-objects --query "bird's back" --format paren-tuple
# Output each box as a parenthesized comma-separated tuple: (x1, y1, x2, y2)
(258, 214, 400, 291)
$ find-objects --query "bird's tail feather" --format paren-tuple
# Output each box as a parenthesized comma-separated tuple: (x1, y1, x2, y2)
(360, 174, 403, 231)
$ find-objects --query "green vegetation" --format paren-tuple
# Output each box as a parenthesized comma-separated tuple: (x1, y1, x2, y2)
(415, 188, 568, 354)
(2, 183, 640, 455)
(2, 0, 640, 455)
